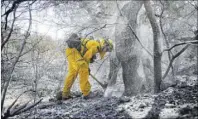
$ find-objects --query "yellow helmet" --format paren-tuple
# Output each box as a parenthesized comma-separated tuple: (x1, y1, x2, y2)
(99, 38, 113, 59)
(100, 38, 113, 50)
(106, 39, 113, 51)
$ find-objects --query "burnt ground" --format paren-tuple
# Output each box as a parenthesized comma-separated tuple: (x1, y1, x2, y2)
(145, 84, 198, 119)
(10, 84, 198, 119)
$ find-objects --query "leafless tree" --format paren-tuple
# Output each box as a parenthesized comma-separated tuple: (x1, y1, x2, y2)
(144, 0, 197, 93)
(1, 1, 43, 118)
(1, 1, 33, 111)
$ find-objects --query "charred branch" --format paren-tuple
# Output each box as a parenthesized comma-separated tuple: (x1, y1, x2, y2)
(162, 45, 190, 79)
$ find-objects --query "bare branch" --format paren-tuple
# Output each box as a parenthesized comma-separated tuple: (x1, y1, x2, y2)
(29, 0, 37, 6)
(159, 0, 175, 77)
(162, 45, 190, 79)
(2, 0, 27, 17)
(13, 28, 51, 60)
(6, 90, 34, 113)
(187, 0, 198, 10)
(2, 99, 42, 119)
(2, 0, 28, 30)
(162, 40, 198, 53)
(94, 55, 109, 76)
(1, 6, 17, 50)
(85, 24, 107, 38)
(15, 99, 42, 115)
(128, 24, 153, 56)
(10, 101, 30, 116)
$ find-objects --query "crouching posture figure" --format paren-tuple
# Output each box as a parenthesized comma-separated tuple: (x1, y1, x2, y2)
(62, 33, 113, 100)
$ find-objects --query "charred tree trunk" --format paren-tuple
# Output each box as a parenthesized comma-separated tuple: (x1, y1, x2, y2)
(107, 53, 121, 87)
(144, 0, 162, 93)
(114, 1, 144, 96)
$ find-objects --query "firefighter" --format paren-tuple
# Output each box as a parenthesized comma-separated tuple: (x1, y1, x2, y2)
(62, 34, 113, 100)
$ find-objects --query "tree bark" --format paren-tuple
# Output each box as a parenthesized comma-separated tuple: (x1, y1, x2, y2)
(144, 0, 162, 93)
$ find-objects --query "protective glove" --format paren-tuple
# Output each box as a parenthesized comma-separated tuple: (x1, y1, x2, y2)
(88, 68, 91, 75)
(90, 55, 96, 63)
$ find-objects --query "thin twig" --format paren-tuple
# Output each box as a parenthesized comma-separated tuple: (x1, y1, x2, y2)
(85, 24, 107, 38)
(94, 55, 109, 76)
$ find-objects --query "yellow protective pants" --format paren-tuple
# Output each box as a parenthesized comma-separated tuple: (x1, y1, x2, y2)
(62, 48, 91, 97)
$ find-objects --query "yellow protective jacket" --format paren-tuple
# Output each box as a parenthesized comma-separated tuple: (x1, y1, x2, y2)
(79, 38, 106, 63)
